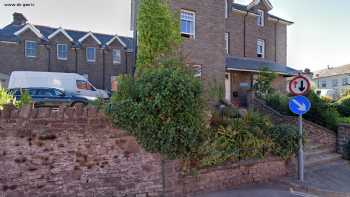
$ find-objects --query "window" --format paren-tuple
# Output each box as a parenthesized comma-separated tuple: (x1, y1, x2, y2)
(181, 10, 195, 38)
(76, 80, 96, 91)
(25, 40, 37, 58)
(257, 39, 265, 58)
(343, 78, 348, 86)
(86, 47, 96, 62)
(192, 65, 202, 78)
(57, 44, 68, 60)
(257, 9, 264, 27)
(332, 79, 338, 87)
(112, 49, 121, 64)
(321, 80, 327, 88)
(225, 32, 230, 55)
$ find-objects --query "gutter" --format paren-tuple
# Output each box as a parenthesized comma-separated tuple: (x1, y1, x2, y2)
(243, 11, 248, 57)
(74, 47, 78, 73)
(102, 48, 106, 90)
(45, 44, 51, 72)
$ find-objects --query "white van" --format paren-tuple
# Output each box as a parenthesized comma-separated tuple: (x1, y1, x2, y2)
(8, 71, 109, 100)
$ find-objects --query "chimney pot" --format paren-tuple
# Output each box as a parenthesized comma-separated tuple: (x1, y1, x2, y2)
(12, 13, 27, 25)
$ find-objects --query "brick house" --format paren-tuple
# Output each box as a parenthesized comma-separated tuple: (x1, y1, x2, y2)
(0, 13, 134, 90)
(171, 0, 298, 106)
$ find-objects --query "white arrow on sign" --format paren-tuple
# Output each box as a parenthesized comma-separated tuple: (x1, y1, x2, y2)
(293, 99, 306, 112)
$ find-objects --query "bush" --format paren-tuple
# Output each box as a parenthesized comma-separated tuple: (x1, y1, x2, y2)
(108, 67, 204, 159)
(268, 124, 299, 159)
(265, 92, 290, 115)
(200, 112, 274, 167)
(304, 91, 340, 131)
(0, 88, 16, 110)
(17, 89, 32, 108)
(263, 90, 340, 131)
(336, 95, 350, 117)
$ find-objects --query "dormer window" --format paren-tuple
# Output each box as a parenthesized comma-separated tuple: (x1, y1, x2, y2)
(257, 9, 264, 27)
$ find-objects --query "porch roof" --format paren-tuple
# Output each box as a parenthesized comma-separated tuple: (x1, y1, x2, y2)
(225, 57, 299, 76)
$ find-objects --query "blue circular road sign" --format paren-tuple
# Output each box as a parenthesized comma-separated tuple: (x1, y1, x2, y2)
(289, 96, 311, 115)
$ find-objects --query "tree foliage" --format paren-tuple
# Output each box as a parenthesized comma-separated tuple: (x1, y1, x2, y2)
(108, 67, 205, 159)
(254, 67, 277, 98)
(137, 0, 182, 69)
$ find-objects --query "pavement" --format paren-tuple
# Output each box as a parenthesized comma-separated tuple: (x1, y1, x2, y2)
(198, 182, 314, 197)
(197, 160, 350, 197)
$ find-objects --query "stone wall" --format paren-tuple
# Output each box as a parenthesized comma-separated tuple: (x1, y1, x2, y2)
(251, 98, 337, 150)
(337, 124, 350, 154)
(0, 105, 289, 197)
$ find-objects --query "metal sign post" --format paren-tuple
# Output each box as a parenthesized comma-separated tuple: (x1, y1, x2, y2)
(298, 114, 304, 182)
(289, 75, 312, 183)
(289, 95, 311, 183)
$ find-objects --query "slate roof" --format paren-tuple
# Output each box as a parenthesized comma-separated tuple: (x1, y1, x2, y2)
(232, 3, 293, 24)
(0, 23, 134, 50)
(314, 65, 350, 79)
(225, 56, 299, 76)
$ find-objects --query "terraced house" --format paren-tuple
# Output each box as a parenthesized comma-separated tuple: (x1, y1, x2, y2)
(0, 13, 134, 90)
(171, 0, 298, 106)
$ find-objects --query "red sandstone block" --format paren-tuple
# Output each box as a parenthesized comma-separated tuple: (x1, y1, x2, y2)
(37, 108, 50, 119)
(19, 105, 32, 119)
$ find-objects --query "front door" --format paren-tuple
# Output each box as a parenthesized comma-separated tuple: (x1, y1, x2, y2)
(225, 72, 231, 103)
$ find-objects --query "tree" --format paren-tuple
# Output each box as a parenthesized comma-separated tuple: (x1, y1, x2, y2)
(254, 67, 277, 98)
(137, 0, 182, 69)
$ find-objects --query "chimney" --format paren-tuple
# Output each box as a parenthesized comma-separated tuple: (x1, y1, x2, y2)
(12, 13, 27, 25)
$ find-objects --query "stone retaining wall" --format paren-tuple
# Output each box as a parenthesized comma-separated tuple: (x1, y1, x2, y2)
(337, 124, 350, 155)
(0, 105, 289, 197)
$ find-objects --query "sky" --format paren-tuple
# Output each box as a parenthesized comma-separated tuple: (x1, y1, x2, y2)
(0, 0, 350, 72)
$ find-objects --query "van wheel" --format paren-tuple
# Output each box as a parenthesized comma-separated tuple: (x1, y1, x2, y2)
(71, 102, 87, 108)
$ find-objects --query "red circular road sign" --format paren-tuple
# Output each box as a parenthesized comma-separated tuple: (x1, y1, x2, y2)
(289, 75, 311, 96)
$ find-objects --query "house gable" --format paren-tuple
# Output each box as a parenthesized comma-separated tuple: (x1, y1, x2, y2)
(14, 23, 45, 39)
(78, 32, 102, 45)
(247, 0, 273, 11)
(106, 35, 127, 48)
(48, 27, 74, 42)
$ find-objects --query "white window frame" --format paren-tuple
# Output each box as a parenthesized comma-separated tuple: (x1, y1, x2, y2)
(57, 44, 68, 60)
(112, 49, 121, 64)
(225, 32, 230, 55)
(193, 65, 202, 78)
(86, 47, 96, 63)
(343, 78, 348, 86)
(257, 9, 264, 27)
(257, 39, 265, 58)
(321, 80, 327, 88)
(180, 10, 196, 39)
(25, 40, 37, 58)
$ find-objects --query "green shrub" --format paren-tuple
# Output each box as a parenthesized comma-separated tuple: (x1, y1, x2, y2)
(268, 124, 299, 159)
(0, 88, 16, 110)
(304, 91, 340, 131)
(336, 95, 350, 117)
(108, 67, 204, 159)
(200, 112, 273, 167)
(17, 89, 32, 108)
(264, 90, 339, 131)
(265, 93, 290, 115)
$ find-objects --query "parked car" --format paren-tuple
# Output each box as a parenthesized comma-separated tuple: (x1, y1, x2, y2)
(10, 88, 89, 108)
(8, 71, 109, 101)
